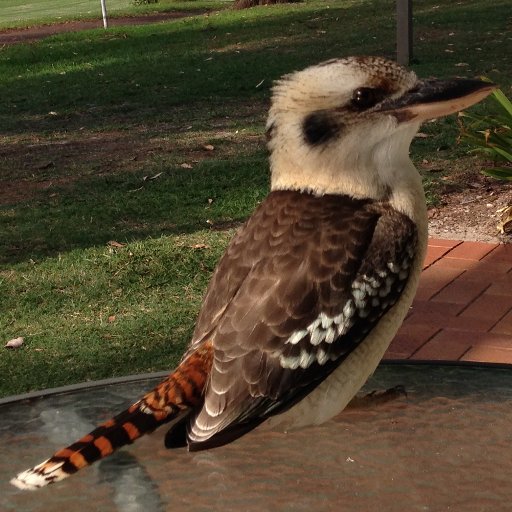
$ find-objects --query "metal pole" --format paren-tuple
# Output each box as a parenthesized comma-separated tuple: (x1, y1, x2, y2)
(396, 0, 412, 65)
(100, 0, 109, 29)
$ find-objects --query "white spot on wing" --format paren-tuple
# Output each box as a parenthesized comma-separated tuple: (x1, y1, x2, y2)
(343, 299, 355, 318)
(281, 262, 408, 368)
(325, 326, 336, 343)
(299, 349, 316, 369)
(320, 312, 332, 329)
(288, 329, 308, 345)
(310, 328, 326, 346)
(317, 348, 329, 365)
(280, 354, 301, 369)
(352, 288, 366, 309)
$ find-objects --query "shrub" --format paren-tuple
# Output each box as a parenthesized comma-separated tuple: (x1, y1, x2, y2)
(459, 85, 512, 180)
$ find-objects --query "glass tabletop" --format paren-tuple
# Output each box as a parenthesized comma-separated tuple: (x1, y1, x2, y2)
(2, 363, 512, 511)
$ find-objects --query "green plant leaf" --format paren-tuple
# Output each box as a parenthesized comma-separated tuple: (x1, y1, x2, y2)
(492, 89, 512, 118)
(459, 84, 512, 179)
(482, 167, 512, 180)
(492, 146, 512, 163)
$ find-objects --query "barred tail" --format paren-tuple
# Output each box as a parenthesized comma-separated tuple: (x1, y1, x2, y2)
(10, 342, 213, 491)
(10, 401, 175, 490)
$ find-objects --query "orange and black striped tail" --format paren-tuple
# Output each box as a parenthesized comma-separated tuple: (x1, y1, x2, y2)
(9, 396, 176, 490)
(10, 343, 213, 491)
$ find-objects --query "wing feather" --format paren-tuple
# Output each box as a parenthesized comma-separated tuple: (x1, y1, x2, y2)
(183, 190, 417, 448)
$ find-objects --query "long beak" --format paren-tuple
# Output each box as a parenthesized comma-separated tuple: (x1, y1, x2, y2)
(378, 78, 496, 122)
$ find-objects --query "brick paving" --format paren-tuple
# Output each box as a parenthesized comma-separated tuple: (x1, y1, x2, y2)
(385, 240, 512, 364)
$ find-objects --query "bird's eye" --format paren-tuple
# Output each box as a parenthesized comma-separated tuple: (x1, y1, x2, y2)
(351, 87, 384, 110)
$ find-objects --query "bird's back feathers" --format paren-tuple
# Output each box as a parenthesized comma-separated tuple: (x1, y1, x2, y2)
(186, 190, 418, 448)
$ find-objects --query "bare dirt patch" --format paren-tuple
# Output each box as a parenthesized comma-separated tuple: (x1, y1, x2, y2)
(425, 157, 512, 244)
(0, 121, 266, 206)
(0, 12, 204, 46)
(0, 130, 163, 204)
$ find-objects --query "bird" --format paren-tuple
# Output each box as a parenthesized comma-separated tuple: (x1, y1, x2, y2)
(11, 56, 494, 490)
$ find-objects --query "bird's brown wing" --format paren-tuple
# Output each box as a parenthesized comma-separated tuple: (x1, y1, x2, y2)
(184, 189, 417, 449)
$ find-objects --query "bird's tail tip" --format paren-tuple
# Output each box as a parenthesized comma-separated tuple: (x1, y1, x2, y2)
(10, 459, 68, 491)
(10, 344, 213, 491)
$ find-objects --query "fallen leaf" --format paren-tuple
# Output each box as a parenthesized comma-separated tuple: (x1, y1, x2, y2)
(5, 337, 24, 349)
(191, 243, 210, 250)
(108, 240, 126, 248)
(497, 205, 512, 234)
(415, 132, 429, 138)
(108, 315, 116, 323)
(203, 144, 215, 151)
(181, 163, 193, 169)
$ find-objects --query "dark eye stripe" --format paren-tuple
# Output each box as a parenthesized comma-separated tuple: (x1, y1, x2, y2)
(303, 111, 344, 146)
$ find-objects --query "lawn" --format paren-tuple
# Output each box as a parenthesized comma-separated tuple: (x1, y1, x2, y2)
(1, 0, 132, 28)
(0, 0, 510, 397)
(0, 0, 225, 29)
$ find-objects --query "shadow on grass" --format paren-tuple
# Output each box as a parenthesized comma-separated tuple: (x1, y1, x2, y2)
(0, 154, 269, 265)
(1, 0, 508, 134)
(0, 1, 398, 135)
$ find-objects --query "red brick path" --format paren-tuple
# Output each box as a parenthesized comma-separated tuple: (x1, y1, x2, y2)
(385, 240, 512, 364)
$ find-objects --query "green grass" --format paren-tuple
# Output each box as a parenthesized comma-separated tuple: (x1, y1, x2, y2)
(1, 0, 134, 27)
(1, 0, 511, 397)
(0, 0, 226, 29)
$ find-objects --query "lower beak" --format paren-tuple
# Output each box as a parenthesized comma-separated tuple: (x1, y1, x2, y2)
(378, 78, 496, 122)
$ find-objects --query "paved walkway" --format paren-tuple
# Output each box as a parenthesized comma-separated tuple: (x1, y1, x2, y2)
(385, 240, 512, 364)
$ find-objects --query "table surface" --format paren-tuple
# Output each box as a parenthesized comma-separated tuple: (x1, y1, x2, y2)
(2, 363, 512, 512)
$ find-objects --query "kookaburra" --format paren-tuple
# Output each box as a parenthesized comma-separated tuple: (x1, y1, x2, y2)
(11, 56, 494, 490)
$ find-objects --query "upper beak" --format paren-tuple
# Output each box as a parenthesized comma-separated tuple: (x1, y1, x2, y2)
(378, 78, 496, 122)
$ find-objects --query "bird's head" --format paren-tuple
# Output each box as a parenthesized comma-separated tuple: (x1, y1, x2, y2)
(267, 56, 495, 201)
